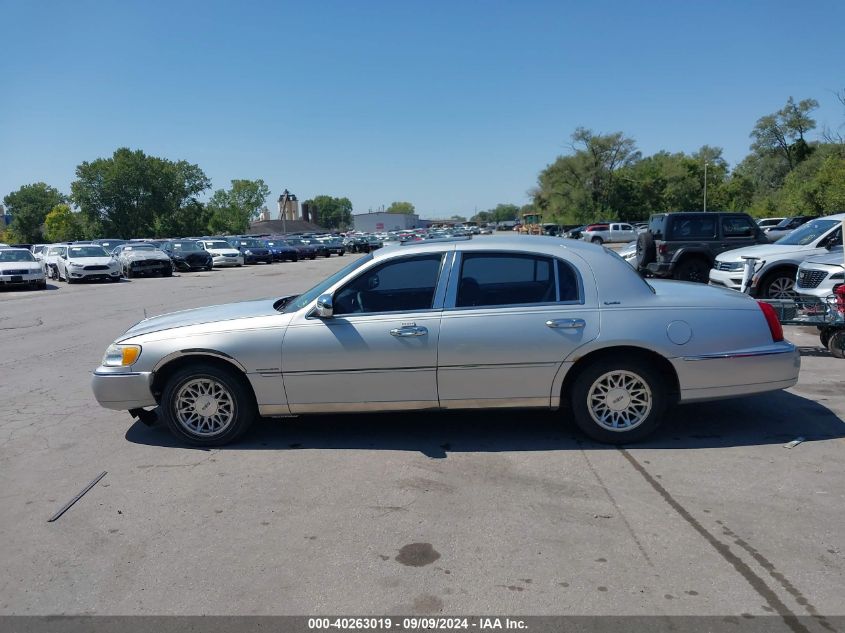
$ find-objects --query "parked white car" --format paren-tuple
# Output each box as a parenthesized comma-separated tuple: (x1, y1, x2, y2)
(42, 245, 68, 279)
(756, 217, 785, 229)
(197, 240, 245, 267)
(709, 215, 844, 299)
(795, 247, 844, 301)
(581, 223, 638, 245)
(57, 244, 121, 283)
(0, 247, 47, 289)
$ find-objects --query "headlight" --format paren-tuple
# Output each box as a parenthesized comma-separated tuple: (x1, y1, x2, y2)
(69, 262, 84, 268)
(723, 262, 744, 271)
(831, 272, 844, 280)
(102, 344, 141, 367)
(244, 249, 253, 255)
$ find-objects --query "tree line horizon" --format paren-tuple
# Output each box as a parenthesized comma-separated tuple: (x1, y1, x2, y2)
(2, 94, 843, 244)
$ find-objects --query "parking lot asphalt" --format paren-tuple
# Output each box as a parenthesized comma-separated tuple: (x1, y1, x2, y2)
(1, 251, 843, 618)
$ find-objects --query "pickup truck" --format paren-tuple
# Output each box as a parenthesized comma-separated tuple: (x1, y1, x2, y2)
(581, 222, 638, 245)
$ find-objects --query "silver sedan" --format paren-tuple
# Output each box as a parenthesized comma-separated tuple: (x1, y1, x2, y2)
(92, 236, 800, 446)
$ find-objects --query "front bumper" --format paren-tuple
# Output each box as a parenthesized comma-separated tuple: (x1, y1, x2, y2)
(212, 254, 244, 267)
(708, 267, 758, 296)
(67, 268, 121, 281)
(672, 341, 800, 403)
(91, 368, 156, 410)
(128, 260, 172, 275)
(0, 271, 45, 286)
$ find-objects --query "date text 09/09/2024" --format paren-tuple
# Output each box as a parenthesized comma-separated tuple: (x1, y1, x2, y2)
(307, 617, 527, 630)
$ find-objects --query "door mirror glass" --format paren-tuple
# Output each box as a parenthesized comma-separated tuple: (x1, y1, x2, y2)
(315, 293, 334, 318)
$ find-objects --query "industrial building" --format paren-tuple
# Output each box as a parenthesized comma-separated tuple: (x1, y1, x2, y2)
(352, 211, 422, 233)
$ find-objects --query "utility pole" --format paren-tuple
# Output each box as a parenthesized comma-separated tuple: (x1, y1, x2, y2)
(278, 189, 290, 234)
(703, 159, 708, 212)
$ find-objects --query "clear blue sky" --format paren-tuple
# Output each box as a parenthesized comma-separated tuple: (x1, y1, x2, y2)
(1, 0, 843, 218)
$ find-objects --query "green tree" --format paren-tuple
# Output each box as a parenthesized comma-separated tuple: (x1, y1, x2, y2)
(3, 183, 66, 242)
(386, 201, 416, 214)
(750, 96, 819, 171)
(71, 148, 210, 238)
(206, 179, 270, 235)
(302, 195, 353, 229)
(43, 204, 85, 242)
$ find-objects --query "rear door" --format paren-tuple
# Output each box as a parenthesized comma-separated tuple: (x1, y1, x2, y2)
(436, 250, 599, 408)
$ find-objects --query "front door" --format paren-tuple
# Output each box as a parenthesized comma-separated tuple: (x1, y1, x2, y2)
(282, 253, 447, 413)
(437, 251, 599, 408)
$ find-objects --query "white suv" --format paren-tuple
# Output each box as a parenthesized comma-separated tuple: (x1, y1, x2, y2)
(709, 214, 844, 299)
(795, 247, 844, 301)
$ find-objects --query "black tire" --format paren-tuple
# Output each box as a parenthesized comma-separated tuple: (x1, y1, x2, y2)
(672, 257, 710, 283)
(757, 269, 797, 300)
(160, 362, 256, 446)
(569, 356, 668, 444)
(828, 330, 845, 360)
(125, 267, 133, 279)
(591, 237, 604, 245)
(37, 279, 47, 290)
(310, 254, 316, 260)
(820, 328, 832, 348)
(339, 250, 345, 256)
(292, 254, 299, 262)
(162, 268, 173, 277)
(65, 270, 74, 284)
(636, 232, 656, 270)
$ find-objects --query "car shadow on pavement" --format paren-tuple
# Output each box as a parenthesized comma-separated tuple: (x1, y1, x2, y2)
(125, 390, 844, 456)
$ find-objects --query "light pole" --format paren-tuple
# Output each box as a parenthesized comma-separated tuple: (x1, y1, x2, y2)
(703, 159, 708, 212)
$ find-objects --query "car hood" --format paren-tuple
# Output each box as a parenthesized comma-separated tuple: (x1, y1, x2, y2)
(119, 298, 284, 340)
(0, 262, 41, 273)
(68, 256, 115, 266)
(716, 244, 816, 262)
(121, 250, 170, 261)
(800, 248, 845, 268)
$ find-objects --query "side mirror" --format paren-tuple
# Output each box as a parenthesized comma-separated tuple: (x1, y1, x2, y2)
(315, 293, 334, 318)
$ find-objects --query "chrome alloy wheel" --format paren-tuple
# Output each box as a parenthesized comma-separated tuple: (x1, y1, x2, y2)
(174, 378, 235, 437)
(767, 276, 796, 300)
(587, 370, 653, 432)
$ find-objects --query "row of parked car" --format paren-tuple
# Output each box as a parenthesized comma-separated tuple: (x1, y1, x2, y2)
(611, 212, 844, 302)
(0, 233, 386, 289)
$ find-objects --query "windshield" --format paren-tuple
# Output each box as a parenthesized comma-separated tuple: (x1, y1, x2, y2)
(0, 250, 36, 262)
(205, 241, 231, 249)
(68, 246, 108, 258)
(282, 255, 373, 313)
(123, 244, 155, 251)
(240, 240, 262, 248)
(775, 219, 840, 246)
(169, 241, 202, 251)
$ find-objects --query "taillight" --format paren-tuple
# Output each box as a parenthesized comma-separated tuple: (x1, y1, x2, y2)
(757, 301, 784, 342)
(835, 284, 845, 315)
(658, 244, 668, 255)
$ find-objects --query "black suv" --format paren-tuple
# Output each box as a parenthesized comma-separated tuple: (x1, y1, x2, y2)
(636, 212, 768, 282)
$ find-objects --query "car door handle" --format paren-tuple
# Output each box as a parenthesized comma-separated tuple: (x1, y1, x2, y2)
(546, 318, 586, 329)
(390, 326, 428, 337)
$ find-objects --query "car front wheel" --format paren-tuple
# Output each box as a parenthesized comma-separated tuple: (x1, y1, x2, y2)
(160, 363, 256, 446)
(758, 270, 797, 300)
(570, 357, 668, 444)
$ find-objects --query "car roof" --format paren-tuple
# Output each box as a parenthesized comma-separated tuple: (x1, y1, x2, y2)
(372, 234, 607, 259)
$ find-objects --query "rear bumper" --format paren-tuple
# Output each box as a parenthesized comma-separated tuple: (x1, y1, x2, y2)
(672, 342, 800, 403)
(91, 369, 156, 411)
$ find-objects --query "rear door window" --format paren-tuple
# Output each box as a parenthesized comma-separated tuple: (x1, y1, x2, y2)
(456, 253, 558, 307)
(669, 216, 717, 240)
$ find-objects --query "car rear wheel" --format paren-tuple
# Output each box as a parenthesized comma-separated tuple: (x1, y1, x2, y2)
(673, 257, 709, 283)
(758, 269, 797, 300)
(160, 363, 256, 446)
(569, 357, 667, 444)
(591, 237, 604, 245)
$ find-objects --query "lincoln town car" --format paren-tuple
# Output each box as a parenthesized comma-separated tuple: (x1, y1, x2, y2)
(92, 236, 800, 446)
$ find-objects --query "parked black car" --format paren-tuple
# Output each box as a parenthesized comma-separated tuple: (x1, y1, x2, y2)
(229, 238, 273, 264)
(316, 237, 346, 256)
(636, 212, 768, 282)
(264, 238, 299, 262)
(161, 240, 214, 271)
(283, 238, 319, 260)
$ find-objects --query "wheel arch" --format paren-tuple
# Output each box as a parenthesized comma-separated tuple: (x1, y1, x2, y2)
(671, 247, 712, 266)
(150, 351, 254, 404)
(556, 345, 680, 410)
